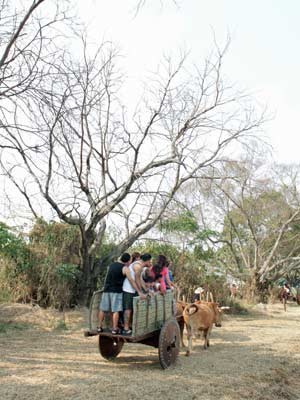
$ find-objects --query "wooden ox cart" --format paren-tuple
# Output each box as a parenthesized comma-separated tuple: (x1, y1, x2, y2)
(84, 290, 182, 369)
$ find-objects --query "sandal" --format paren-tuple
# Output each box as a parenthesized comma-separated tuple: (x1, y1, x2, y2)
(111, 328, 120, 335)
(122, 328, 132, 335)
(96, 327, 103, 333)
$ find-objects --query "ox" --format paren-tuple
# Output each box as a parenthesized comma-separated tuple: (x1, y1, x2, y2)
(176, 300, 186, 347)
(183, 302, 228, 356)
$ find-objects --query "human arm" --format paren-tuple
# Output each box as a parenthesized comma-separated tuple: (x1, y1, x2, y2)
(122, 266, 145, 298)
(165, 271, 175, 290)
(140, 269, 149, 293)
(133, 263, 144, 292)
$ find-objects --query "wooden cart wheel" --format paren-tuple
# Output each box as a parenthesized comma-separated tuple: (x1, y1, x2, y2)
(158, 318, 180, 369)
(99, 335, 124, 360)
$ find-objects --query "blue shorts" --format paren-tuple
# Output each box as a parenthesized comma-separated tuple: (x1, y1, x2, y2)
(100, 292, 123, 313)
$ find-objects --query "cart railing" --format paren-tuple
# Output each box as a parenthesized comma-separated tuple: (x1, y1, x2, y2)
(132, 291, 174, 336)
(89, 290, 103, 331)
(88, 290, 175, 337)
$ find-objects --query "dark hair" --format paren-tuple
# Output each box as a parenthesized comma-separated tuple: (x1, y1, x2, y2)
(143, 273, 155, 283)
(120, 253, 131, 263)
(131, 252, 141, 263)
(152, 254, 168, 276)
(157, 254, 167, 267)
(140, 253, 152, 262)
(145, 277, 155, 284)
(152, 263, 164, 278)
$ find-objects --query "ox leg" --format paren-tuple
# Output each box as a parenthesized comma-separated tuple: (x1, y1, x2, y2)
(185, 324, 193, 356)
(203, 328, 209, 349)
(206, 327, 212, 347)
(178, 318, 185, 348)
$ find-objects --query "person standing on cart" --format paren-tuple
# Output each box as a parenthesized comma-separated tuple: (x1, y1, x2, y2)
(122, 253, 152, 334)
(97, 253, 143, 335)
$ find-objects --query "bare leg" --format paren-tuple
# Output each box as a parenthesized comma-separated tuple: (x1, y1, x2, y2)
(112, 311, 119, 330)
(98, 310, 105, 328)
(283, 296, 287, 312)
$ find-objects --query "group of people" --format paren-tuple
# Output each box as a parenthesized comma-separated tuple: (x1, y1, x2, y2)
(97, 252, 175, 335)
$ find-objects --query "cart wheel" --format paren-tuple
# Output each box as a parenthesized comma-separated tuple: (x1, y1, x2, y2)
(99, 335, 124, 360)
(158, 318, 180, 369)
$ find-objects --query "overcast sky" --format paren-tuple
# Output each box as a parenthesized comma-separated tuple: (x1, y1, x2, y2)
(76, 0, 300, 164)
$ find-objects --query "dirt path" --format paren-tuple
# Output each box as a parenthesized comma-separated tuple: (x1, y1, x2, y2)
(0, 302, 299, 400)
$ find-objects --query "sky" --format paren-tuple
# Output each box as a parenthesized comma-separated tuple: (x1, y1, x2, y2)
(76, 0, 300, 164)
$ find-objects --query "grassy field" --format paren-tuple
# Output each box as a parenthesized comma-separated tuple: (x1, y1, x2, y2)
(0, 302, 299, 400)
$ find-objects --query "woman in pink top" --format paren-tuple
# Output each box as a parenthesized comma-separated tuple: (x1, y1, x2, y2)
(150, 255, 175, 293)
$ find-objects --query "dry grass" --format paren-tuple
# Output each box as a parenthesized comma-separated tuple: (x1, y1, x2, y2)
(0, 302, 299, 400)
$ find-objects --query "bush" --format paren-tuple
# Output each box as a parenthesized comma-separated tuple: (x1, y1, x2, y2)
(223, 298, 249, 315)
(0, 223, 33, 303)
(52, 263, 80, 310)
(0, 219, 82, 308)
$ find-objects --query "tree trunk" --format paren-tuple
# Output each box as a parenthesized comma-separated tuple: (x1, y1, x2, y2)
(77, 238, 96, 306)
(77, 243, 115, 306)
(247, 271, 268, 303)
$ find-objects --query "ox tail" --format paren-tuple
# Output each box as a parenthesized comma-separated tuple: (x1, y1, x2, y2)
(184, 303, 199, 316)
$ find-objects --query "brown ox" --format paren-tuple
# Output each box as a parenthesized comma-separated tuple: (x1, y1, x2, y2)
(176, 300, 187, 347)
(183, 302, 227, 356)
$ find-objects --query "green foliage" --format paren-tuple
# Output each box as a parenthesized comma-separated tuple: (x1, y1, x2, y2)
(219, 188, 299, 285)
(193, 228, 218, 241)
(26, 219, 81, 308)
(0, 222, 31, 272)
(0, 222, 33, 302)
(29, 218, 80, 265)
(0, 219, 82, 308)
(0, 287, 11, 303)
(132, 240, 218, 301)
(160, 211, 199, 233)
(55, 263, 78, 282)
(193, 244, 214, 262)
(224, 299, 249, 315)
(134, 241, 181, 264)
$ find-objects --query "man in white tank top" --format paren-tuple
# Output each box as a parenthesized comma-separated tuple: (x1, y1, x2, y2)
(122, 253, 152, 334)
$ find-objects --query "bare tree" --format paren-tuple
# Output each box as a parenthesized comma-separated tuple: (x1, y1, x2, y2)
(0, 0, 71, 99)
(0, 32, 265, 303)
(200, 153, 300, 297)
(133, 0, 179, 16)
